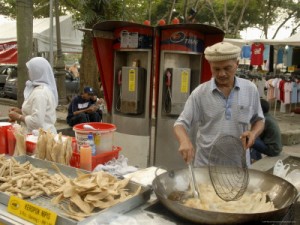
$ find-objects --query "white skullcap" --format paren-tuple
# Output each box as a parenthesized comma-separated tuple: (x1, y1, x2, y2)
(204, 42, 241, 62)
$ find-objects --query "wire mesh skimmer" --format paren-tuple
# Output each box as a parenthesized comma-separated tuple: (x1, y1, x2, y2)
(209, 135, 249, 201)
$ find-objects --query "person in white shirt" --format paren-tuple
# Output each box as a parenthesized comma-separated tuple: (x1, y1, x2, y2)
(8, 57, 58, 134)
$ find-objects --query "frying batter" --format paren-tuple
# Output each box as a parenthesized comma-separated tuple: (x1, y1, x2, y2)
(183, 184, 276, 213)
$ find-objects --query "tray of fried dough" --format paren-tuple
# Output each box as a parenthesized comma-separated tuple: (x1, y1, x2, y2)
(0, 155, 151, 225)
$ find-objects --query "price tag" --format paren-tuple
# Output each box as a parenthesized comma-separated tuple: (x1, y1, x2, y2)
(128, 69, 136, 92)
(180, 70, 189, 93)
(7, 196, 57, 225)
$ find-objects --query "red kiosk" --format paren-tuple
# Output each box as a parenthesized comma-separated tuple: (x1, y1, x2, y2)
(92, 21, 224, 169)
(93, 21, 155, 167)
(154, 24, 224, 169)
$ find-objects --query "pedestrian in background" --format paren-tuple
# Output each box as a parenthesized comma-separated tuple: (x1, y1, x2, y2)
(66, 87, 100, 127)
(69, 62, 80, 78)
(250, 98, 282, 162)
(8, 57, 58, 134)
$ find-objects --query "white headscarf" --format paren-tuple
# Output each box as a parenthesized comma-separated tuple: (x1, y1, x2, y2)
(24, 57, 58, 107)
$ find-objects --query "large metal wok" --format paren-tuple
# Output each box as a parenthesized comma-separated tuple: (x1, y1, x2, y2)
(152, 167, 299, 224)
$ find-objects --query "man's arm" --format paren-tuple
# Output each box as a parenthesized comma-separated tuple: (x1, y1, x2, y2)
(73, 108, 92, 115)
(70, 98, 93, 115)
(240, 119, 264, 149)
(174, 124, 195, 163)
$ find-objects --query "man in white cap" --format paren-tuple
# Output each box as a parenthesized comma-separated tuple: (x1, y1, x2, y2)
(174, 42, 265, 166)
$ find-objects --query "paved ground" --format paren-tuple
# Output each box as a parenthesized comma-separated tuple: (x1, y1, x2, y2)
(0, 98, 299, 158)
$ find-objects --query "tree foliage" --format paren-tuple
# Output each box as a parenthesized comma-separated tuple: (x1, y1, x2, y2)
(1, 0, 300, 103)
(16, 0, 33, 107)
(1, 0, 300, 38)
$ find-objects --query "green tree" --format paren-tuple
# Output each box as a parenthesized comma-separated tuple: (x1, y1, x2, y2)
(150, 0, 300, 39)
(62, 0, 123, 96)
(195, 0, 300, 39)
(267, 0, 300, 38)
(16, 0, 33, 107)
(190, 0, 250, 37)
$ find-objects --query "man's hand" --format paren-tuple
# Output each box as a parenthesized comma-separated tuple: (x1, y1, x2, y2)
(174, 125, 195, 164)
(86, 105, 97, 113)
(240, 131, 255, 150)
(178, 140, 195, 164)
(96, 98, 104, 106)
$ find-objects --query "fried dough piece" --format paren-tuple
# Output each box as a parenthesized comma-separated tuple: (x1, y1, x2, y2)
(63, 185, 77, 198)
(51, 133, 63, 163)
(50, 166, 142, 221)
(60, 204, 89, 221)
(70, 194, 94, 214)
(13, 128, 26, 156)
(51, 193, 65, 204)
(0, 157, 65, 200)
(91, 199, 120, 209)
(84, 191, 110, 202)
(45, 131, 54, 161)
(64, 137, 73, 165)
(36, 129, 47, 159)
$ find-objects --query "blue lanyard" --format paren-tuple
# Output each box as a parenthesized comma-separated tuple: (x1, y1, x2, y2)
(224, 89, 235, 120)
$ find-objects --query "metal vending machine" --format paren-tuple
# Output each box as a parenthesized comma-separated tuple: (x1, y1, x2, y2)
(154, 24, 224, 170)
(92, 22, 154, 168)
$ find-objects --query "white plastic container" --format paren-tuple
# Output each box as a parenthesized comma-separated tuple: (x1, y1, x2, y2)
(73, 122, 116, 154)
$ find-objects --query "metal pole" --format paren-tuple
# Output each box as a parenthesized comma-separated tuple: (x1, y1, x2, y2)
(54, 0, 63, 68)
(49, 0, 53, 67)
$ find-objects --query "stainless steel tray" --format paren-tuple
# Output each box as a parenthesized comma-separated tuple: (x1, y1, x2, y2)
(0, 155, 151, 225)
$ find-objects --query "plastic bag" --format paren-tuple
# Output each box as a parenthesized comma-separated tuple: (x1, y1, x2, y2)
(93, 155, 137, 176)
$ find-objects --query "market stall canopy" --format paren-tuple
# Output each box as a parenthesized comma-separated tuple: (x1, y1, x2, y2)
(225, 34, 300, 47)
(0, 15, 83, 52)
(224, 38, 248, 47)
(279, 32, 300, 46)
(224, 38, 285, 46)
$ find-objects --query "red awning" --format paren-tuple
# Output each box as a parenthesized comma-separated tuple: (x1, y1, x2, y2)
(0, 42, 17, 64)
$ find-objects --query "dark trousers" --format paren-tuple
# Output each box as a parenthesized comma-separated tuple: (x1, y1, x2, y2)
(250, 137, 268, 161)
(95, 109, 103, 122)
(67, 112, 100, 127)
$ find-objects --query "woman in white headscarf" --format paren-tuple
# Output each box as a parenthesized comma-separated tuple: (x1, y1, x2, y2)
(8, 57, 58, 134)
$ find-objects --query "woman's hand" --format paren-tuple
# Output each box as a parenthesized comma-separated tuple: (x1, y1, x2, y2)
(8, 111, 22, 123)
(9, 107, 22, 114)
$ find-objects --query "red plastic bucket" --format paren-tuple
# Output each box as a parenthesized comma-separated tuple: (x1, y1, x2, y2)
(73, 122, 116, 154)
(0, 122, 12, 154)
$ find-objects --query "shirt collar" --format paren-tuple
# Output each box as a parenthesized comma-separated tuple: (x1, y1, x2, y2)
(211, 77, 240, 92)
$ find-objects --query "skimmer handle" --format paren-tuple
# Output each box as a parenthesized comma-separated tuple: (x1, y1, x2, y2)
(188, 163, 200, 199)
